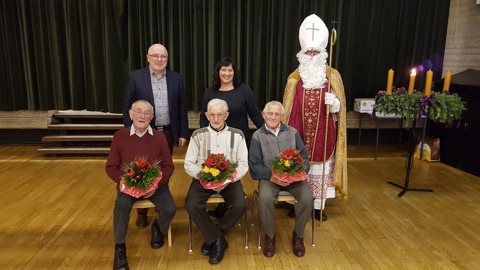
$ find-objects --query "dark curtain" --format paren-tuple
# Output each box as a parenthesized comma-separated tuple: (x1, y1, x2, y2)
(0, 0, 450, 112)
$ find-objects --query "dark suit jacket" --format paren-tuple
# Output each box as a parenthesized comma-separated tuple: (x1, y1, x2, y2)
(123, 67, 189, 144)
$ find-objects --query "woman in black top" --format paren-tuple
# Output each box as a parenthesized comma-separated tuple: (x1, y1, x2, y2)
(199, 57, 264, 219)
(200, 57, 264, 145)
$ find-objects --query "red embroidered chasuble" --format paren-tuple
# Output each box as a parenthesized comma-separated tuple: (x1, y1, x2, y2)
(287, 79, 336, 162)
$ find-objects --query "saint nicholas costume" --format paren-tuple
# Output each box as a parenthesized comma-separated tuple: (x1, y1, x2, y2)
(282, 14, 348, 209)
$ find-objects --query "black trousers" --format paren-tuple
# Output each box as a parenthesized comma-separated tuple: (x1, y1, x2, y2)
(185, 179, 246, 244)
(114, 183, 176, 244)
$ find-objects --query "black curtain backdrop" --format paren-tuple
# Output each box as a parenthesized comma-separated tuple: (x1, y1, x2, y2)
(0, 0, 451, 113)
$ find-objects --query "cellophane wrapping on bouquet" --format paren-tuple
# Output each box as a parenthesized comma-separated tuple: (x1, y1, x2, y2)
(272, 170, 307, 183)
(120, 174, 162, 198)
(271, 148, 307, 183)
(200, 170, 236, 190)
(197, 153, 238, 190)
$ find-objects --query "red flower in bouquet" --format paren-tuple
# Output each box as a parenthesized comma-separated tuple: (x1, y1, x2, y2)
(271, 148, 307, 183)
(197, 153, 238, 189)
(120, 156, 162, 198)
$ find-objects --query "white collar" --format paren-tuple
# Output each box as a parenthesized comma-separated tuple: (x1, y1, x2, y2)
(265, 123, 281, 136)
(207, 123, 228, 133)
(130, 125, 153, 137)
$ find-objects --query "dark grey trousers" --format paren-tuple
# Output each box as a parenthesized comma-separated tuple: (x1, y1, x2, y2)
(113, 183, 176, 244)
(185, 179, 246, 244)
(258, 180, 313, 238)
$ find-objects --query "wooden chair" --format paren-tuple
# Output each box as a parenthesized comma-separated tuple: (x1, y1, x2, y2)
(188, 193, 248, 252)
(132, 199, 172, 247)
(251, 190, 315, 249)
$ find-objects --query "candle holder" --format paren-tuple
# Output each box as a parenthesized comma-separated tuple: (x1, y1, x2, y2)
(386, 118, 433, 197)
(373, 88, 466, 197)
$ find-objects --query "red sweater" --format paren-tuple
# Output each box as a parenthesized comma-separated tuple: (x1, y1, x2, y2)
(105, 128, 174, 187)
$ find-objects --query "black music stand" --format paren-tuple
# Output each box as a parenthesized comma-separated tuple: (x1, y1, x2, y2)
(387, 118, 434, 197)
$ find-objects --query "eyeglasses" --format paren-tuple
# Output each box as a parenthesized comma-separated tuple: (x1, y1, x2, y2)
(206, 113, 227, 119)
(148, 54, 168, 60)
(266, 112, 282, 118)
(305, 50, 319, 56)
(132, 110, 152, 117)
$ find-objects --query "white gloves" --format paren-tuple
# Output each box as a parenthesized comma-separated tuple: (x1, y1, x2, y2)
(324, 92, 335, 105)
(324, 92, 340, 113)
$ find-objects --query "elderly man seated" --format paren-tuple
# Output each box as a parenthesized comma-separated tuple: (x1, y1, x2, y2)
(106, 100, 176, 270)
(248, 101, 313, 258)
(184, 98, 248, 264)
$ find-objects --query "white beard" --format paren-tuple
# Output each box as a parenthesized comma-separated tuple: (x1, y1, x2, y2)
(297, 49, 328, 90)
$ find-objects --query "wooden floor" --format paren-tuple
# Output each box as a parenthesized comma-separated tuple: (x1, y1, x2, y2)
(0, 144, 479, 269)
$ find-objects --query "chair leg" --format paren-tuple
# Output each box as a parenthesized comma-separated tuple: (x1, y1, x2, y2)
(251, 190, 258, 226)
(257, 205, 262, 249)
(188, 218, 193, 252)
(311, 207, 315, 247)
(168, 223, 172, 247)
(244, 201, 248, 249)
(251, 190, 262, 249)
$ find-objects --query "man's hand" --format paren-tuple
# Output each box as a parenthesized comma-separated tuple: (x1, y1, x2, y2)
(324, 92, 340, 113)
(213, 181, 231, 193)
(178, 137, 188, 147)
(270, 176, 290, 187)
(143, 188, 156, 198)
(324, 92, 336, 105)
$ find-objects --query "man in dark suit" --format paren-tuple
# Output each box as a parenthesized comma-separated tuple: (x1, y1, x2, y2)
(123, 43, 189, 229)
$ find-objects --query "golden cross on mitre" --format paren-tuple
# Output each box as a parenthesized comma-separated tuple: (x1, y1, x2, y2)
(306, 23, 319, 41)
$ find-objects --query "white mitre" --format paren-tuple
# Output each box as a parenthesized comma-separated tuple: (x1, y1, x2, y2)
(297, 14, 329, 89)
(299, 14, 329, 52)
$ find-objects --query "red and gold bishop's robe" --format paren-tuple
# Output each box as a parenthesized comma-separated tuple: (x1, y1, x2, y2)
(288, 82, 336, 162)
(282, 67, 348, 199)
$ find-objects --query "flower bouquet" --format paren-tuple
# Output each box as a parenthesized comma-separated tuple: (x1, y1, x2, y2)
(197, 153, 238, 189)
(120, 156, 162, 198)
(271, 148, 307, 183)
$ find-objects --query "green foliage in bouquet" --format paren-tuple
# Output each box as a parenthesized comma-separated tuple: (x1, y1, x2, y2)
(198, 153, 238, 182)
(271, 148, 306, 176)
(122, 156, 161, 190)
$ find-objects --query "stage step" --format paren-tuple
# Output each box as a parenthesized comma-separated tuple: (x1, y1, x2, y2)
(38, 111, 123, 155)
(52, 111, 123, 119)
(42, 135, 114, 142)
(47, 124, 123, 130)
(37, 146, 110, 155)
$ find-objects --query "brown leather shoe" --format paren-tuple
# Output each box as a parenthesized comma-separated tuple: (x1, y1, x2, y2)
(292, 232, 305, 257)
(135, 213, 148, 229)
(263, 234, 275, 257)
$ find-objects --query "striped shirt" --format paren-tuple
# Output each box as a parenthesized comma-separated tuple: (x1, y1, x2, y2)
(150, 69, 170, 126)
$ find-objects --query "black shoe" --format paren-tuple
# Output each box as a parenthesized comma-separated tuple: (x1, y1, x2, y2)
(135, 213, 148, 229)
(209, 235, 228, 264)
(201, 241, 213, 256)
(287, 208, 296, 218)
(113, 246, 129, 270)
(315, 209, 327, 221)
(207, 203, 228, 219)
(150, 219, 164, 249)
